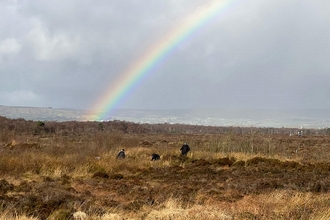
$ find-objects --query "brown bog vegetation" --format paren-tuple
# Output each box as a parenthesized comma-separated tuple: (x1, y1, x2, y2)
(1, 116, 330, 219)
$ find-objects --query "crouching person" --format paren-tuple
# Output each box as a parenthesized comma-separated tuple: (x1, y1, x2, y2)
(151, 153, 160, 161)
(116, 149, 126, 159)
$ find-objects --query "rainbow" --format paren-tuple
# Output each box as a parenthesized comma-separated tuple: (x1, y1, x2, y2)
(87, 0, 235, 121)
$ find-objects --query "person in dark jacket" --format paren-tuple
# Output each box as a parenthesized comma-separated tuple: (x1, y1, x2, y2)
(116, 149, 126, 159)
(180, 143, 190, 156)
(151, 153, 160, 161)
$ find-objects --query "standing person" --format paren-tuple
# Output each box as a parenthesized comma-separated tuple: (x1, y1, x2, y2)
(180, 143, 190, 156)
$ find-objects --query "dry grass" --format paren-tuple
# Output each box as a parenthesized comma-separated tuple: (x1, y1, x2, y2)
(1, 118, 330, 219)
(43, 192, 330, 219)
(0, 207, 38, 220)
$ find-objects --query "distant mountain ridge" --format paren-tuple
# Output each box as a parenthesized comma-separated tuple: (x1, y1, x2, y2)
(0, 105, 329, 129)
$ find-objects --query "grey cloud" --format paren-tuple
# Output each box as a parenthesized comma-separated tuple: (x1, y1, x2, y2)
(0, 38, 21, 61)
(0, 0, 329, 111)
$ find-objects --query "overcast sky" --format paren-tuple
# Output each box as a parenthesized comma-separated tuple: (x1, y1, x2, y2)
(1, 0, 329, 111)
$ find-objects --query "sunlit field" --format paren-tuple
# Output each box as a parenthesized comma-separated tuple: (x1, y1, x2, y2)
(1, 116, 330, 219)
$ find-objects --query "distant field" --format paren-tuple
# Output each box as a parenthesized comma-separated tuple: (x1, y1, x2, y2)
(0, 116, 330, 219)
